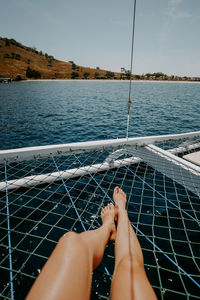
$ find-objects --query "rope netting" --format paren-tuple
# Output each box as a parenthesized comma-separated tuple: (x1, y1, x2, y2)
(0, 135, 200, 300)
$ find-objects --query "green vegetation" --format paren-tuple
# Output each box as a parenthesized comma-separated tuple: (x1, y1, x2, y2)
(0, 37, 55, 61)
(72, 63, 77, 70)
(120, 68, 131, 80)
(149, 72, 165, 78)
(69, 61, 80, 71)
(144, 72, 175, 80)
(3, 52, 21, 60)
(1, 37, 199, 82)
(71, 72, 79, 79)
(83, 72, 90, 79)
(11, 53, 21, 60)
(26, 67, 41, 79)
(45, 53, 55, 61)
(0, 37, 25, 49)
(105, 71, 115, 79)
(15, 75, 24, 81)
(4, 53, 10, 58)
(94, 72, 100, 79)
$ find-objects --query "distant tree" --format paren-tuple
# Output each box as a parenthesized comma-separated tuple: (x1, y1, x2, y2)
(47, 58, 53, 66)
(4, 53, 10, 58)
(152, 72, 165, 78)
(145, 73, 151, 78)
(83, 72, 90, 79)
(11, 52, 20, 60)
(72, 63, 76, 70)
(96, 67, 100, 70)
(26, 67, 41, 79)
(94, 72, 100, 79)
(120, 68, 131, 80)
(47, 55, 55, 60)
(27, 59, 31, 64)
(105, 71, 115, 79)
(9, 38, 24, 48)
(68, 61, 77, 70)
(15, 75, 24, 81)
(15, 54, 21, 60)
(71, 72, 79, 79)
(2, 37, 24, 48)
(125, 70, 131, 80)
(5, 39, 10, 46)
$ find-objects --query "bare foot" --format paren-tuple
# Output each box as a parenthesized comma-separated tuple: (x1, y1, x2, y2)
(101, 203, 116, 242)
(113, 186, 127, 210)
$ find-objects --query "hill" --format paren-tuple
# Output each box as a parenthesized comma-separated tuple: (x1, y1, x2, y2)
(1, 38, 199, 82)
(0, 37, 120, 80)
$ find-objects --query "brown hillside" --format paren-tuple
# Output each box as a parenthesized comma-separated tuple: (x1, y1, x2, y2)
(0, 38, 120, 80)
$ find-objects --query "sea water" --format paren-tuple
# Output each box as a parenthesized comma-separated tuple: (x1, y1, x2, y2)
(0, 80, 200, 150)
(0, 80, 200, 299)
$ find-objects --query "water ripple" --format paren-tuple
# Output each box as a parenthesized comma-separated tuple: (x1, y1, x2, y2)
(0, 81, 199, 150)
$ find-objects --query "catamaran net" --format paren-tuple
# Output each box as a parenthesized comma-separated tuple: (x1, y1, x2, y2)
(0, 134, 200, 300)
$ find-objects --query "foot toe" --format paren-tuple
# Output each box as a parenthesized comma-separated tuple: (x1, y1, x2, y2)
(109, 203, 114, 210)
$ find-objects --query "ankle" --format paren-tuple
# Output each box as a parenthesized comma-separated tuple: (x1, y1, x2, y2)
(118, 208, 127, 217)
(102, 220, 114, 233)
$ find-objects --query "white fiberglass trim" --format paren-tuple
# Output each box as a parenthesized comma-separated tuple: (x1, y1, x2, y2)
(135, 145, 200, 196)
(0, 131, 200, 162)
(0, 157, 140, 192)
(148, 145, 200, 174)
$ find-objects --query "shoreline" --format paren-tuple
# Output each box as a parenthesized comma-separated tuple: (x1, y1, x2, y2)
(22, 79, 200, 84)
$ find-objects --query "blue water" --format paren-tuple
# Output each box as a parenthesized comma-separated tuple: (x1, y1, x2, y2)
(0, 80, 200, 150)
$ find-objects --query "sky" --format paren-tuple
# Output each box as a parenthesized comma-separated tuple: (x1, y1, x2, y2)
(0, 0, 200, 77)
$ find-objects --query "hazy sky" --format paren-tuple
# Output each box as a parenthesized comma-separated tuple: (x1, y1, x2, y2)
(0, 0, 200, 76)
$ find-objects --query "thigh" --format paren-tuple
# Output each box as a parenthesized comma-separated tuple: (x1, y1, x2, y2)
(26, 232, 93, 300)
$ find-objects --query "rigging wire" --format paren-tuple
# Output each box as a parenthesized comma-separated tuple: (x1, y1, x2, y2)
(126, 0, 137, 140)
(126, 2, 137, 298)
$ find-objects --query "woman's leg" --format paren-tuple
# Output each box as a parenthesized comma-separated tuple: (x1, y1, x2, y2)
(26, 203, 116, 300)
(111, 187, 157, 300)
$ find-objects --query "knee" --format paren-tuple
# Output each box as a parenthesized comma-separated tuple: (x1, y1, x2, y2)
(60, 231, 79, 242)
(59, 231, 81, 245)
(59, 232, 89, 254)
(118, 253, 144, 272)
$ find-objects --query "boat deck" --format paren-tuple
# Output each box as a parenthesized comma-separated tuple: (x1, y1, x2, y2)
(0, 132, 200, 299)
